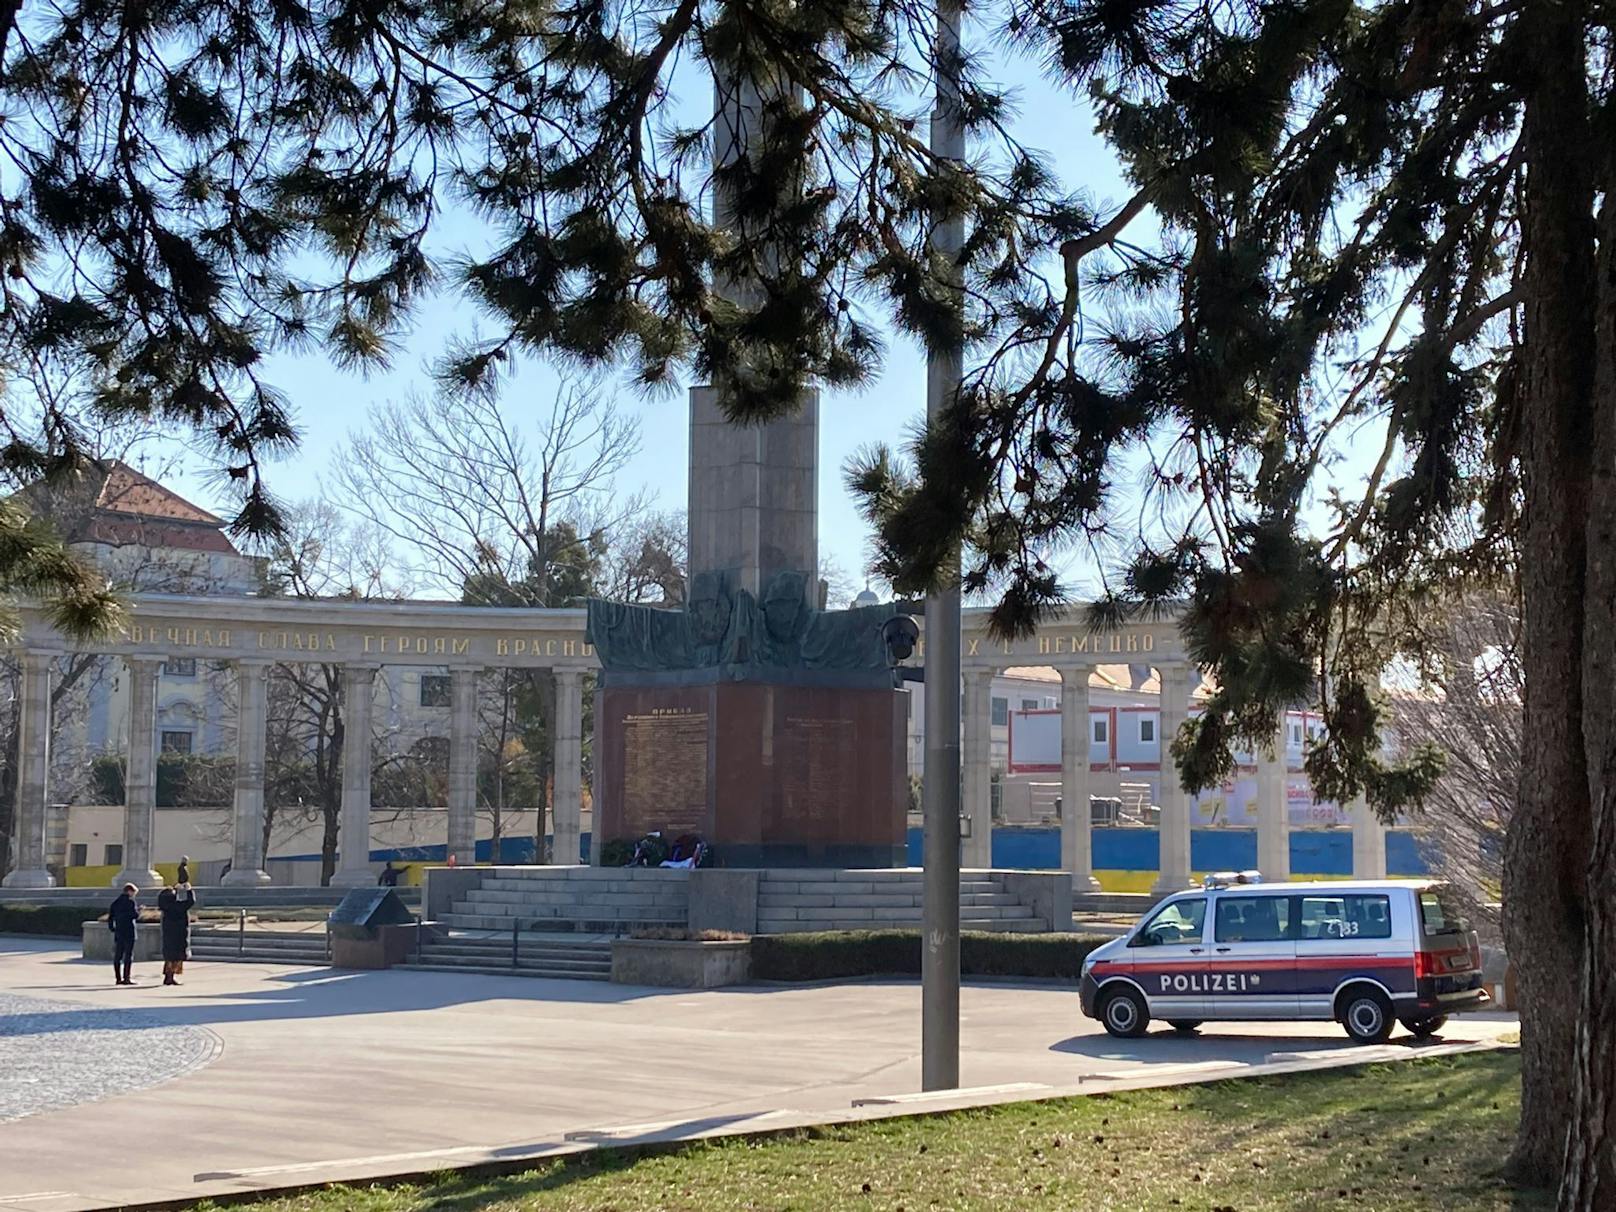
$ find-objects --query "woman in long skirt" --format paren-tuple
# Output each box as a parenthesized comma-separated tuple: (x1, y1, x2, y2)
(157, 882, 196, 986)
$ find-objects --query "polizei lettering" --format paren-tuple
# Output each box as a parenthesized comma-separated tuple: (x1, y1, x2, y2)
(1157, 972, 1262, 993)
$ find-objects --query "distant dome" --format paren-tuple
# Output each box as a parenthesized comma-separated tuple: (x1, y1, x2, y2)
(853, 588, 880, 608)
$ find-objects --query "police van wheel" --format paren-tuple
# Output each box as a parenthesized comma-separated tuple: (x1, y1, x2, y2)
(1401, 1014, 1448, 1039)
(1340, 989, 1394, 1044)
(1167, 1020, 1202, 1034)
(1100, 988, 1149, 1038)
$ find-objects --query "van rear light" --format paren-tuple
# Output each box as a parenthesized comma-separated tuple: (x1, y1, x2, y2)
(1414, 951, 1439, 979)
(1468, 931, 1482, 971)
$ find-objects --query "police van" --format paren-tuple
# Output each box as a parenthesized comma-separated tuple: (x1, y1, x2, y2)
(1078, 873, 1488, 1043)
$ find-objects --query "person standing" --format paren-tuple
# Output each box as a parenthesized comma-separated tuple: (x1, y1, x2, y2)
(377, 860, 403, 887)
(157, 881, 197, 986)
(107, 884, 140, 986)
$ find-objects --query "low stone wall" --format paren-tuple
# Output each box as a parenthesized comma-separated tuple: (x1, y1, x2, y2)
(996, 871, 1073, 931)
(81, 923, 164, 962)
(610, 938, 752, 988)
(688, 870, 760, 934)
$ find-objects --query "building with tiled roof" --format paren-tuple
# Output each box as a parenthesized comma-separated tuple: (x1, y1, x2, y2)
(14, 459, 262, 593)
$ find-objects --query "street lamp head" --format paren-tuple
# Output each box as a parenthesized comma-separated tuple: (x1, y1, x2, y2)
(881, 614, 919, 665)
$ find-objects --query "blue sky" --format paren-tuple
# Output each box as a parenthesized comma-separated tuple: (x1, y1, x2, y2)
(152, 23, 1371, 601)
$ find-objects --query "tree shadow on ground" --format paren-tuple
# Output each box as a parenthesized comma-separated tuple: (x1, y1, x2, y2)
(0, 962, 682, 1036)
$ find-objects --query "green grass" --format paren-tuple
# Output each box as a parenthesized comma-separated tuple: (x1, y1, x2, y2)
(209, 1050, 1545, 1212)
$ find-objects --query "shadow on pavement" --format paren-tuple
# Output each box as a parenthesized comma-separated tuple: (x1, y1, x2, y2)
(0, 962, 685, 1036)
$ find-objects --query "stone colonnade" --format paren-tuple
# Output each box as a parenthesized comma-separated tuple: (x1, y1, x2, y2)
(958, 658, 1390, 890)
(1, 647, 588, 889)
(6, 594, 1391, 890)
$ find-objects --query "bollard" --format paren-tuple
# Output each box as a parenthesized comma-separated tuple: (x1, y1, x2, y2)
(415, 913, 424, 963)
(512, 918, 521, 969)
(238, 908, 245, 957)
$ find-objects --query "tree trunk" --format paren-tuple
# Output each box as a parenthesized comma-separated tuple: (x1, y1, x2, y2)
(1561, 181, 1616, 1207)
(320, 709, 345, 887)
(1505, 0, 1596, 1187)
(0, 709, 17, 879)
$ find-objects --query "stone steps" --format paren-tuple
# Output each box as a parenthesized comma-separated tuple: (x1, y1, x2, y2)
(405, 963, 610, 981)
(755, 892, 1025, 910)
(403, 937, 612, 981)
(756, 881, 1003, 896)
(487, 869, 690, 885)
(430, 868, 1056, 938)
(438, 912, 679, 933)
(760, 916, 1043, 935)
(447, 902, 686, 922)
(461, 888, 687, 908)
(190, 935, 331, 964)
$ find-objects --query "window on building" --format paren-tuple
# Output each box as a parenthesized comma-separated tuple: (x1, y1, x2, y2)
(1289, 721, 1304, 745)
(1140, 716, 1156, 744)
(163, 657, 196, 677)
(990, 696, 1009, 726)
(1092, 716, 1108, 744)
(70, 843, 87, 867)
(1021, 698, 1039, 712)
(160, 730, 193, 754)
(104, 844, 123, 866)
(1215, 895, 1292, 943)
(420, 674, 452, 707)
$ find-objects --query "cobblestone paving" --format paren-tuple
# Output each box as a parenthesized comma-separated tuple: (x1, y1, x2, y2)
(0, 992, 222, 1123)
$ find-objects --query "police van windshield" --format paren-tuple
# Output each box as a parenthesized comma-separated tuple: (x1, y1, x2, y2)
(1133, 897, 1206, 946)
(1419, 888, 1469, 937)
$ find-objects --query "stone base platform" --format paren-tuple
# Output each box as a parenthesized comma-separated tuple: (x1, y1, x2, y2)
(424, 865, 1073, 936)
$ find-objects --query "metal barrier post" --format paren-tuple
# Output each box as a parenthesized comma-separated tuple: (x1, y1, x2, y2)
(325, 922, 331, 962)
(415, 913, 424, 963)
(238, 908, 245, 957)
(511, 918, 520, 969)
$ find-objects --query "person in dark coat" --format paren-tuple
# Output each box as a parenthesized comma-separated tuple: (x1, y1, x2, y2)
(107, 884, 140, 985)
(156, 882, 196, 986)
(377, 861, 402, 887)
(176, 855, 190, 886)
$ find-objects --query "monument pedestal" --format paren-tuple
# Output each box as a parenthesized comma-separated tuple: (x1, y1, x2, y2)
(595, 677, 907, 868)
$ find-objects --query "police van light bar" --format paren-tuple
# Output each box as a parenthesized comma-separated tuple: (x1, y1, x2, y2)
(1203, 870, 1264, 889)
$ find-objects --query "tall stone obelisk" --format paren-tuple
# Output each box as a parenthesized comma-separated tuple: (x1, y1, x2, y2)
(687, 66, 818, 598)
(587, 61, 907, 869)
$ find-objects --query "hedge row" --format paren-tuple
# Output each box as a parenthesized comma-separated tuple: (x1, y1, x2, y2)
(0, 905, 111, 936)
(750, 930, 1110, 982)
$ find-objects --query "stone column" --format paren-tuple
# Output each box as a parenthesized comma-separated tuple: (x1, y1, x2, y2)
(1152, 662, 1195, 894)
(1255, 714, 1291, 881)
(113, 658, 163, 887)
(2, 652, 55, 888)
(446, 667, 479, 868)
(221, 661, 272, 886)
(552, 670, 584, 865)
(331, 665, 379, 887)
(961, 669, 994, 868)
(1351, 794, 1388, 878)
(1060, 666, 1101, 892)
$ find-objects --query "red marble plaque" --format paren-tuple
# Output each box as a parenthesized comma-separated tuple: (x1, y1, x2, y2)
(595, 681, 907, 866)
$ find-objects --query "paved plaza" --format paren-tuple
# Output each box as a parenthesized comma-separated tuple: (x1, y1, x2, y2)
(0, 938, 1517, 1211)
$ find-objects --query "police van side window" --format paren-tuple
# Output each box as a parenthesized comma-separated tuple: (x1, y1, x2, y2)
(1131, 897, 1206, 946)
(1418, 889, 1468, 936)
(1214, 895, 1291, 942)
(1298, 894, 1393, 940)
